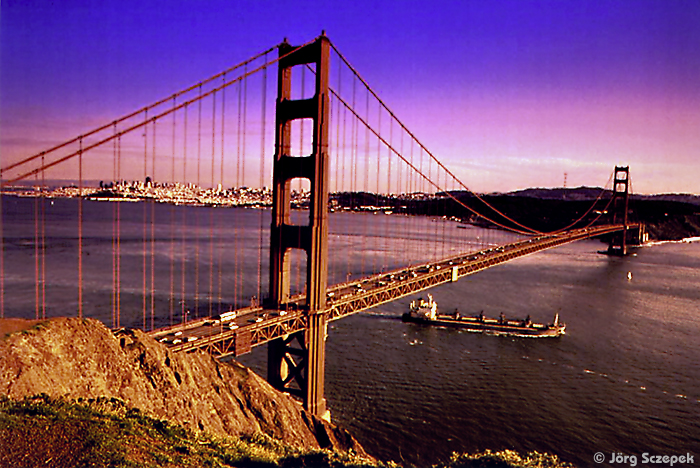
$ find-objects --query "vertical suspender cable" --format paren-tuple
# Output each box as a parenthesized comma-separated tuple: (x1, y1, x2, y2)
(384, 120, 392, 272)
(430, 144, 437, 261)
(34, 172, 40, 319)
(112, 125, 118, 327)
(334, 57, 342, 285)
(116, 135, 122, 327)
(328, 91, 335, 284)
(150, 118, 157, 330)
(332, 93, 340, 284)
(142, 112, 148, 329)
(41, 157, 46, 318)
(259, 54, 268, 304)
(400, 132, 408, 265)
(209, 91, 217, 317)
(234, 79, 242, 309)
(375, 103, 382, 271)
(236, 80, 242, 187)
(195, 86, 202, 318)
(441, 166, 446, 259)
(351, 78, 357, 198)
(351, 76, 357, 207)
(419, 147, 425, 264)
(351, 77, 361, 277)
(78, 137, 83, 319)
(242, 65, 247, 190)
(397, 131, 403, 207)
(246, 68, 254, 303)
(341, 74, 349, 283)
(181, 105, 188, 323)
(242, 70, 248, 303)
(408, 140, 415, 264)
(169, 98, 177, 325)
(218, 75, 226, 314)
(363, 87, 372, 274)
(0, 168, 4, 318)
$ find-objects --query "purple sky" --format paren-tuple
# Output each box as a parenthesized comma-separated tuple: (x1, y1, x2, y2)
(2, 0, 699, 194)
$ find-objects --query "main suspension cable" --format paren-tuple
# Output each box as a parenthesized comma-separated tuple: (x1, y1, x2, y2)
(330, 41, 619, 237)
(329, 87, 538, 235)
(328, 42, 541, 234)
(2, 46, 277, 176)
(3, 38, 318, 187)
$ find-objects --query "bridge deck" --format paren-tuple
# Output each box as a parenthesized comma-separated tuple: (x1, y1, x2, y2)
(147, 224, 633, 357)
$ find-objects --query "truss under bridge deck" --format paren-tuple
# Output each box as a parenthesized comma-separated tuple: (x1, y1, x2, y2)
(148, 224, 634, 358)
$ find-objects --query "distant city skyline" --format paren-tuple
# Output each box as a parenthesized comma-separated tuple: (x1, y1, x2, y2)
(2, 0, 699, 195)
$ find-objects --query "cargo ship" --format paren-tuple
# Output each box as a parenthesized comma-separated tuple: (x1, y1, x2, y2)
(402, 295, 566, 338)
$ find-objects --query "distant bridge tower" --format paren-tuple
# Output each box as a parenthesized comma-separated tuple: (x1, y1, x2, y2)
(608, 166, 630, 256)
(267, 35, 330, 417)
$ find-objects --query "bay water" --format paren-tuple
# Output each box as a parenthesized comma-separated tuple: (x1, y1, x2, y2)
(2, 196, 698, 466)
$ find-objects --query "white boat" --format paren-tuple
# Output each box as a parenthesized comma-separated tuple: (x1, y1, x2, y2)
(409, 294, 438, 320)
(403, 296, 565, 338)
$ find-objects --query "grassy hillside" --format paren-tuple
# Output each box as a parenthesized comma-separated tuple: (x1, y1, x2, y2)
(1, 395, 575, 468)
(0, 394, 372, 468)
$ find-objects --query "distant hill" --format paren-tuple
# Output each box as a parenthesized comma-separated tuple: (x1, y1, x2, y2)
(641, 193, 700, 205)
(509, 187, 700, 205)
(508, 186, 609, 200)
(332, 187, 700, 241)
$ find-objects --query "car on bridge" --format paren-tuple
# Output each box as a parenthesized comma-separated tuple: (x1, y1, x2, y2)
(212, 310, 238, 324)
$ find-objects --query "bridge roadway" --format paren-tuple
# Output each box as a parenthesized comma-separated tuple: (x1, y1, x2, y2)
(148, 224, 631, 358)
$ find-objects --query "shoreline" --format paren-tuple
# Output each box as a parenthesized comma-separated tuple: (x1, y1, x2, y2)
(3, 187, 699, 243)
(641, 236, 700, 246)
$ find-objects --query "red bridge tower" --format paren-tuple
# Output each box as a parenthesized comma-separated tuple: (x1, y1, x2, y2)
(267, 35, 330, 417)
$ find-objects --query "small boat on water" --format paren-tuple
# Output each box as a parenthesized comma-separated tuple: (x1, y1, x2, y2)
(402, 294, 566, 338)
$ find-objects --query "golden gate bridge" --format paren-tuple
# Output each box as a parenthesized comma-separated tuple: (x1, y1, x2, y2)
(0, 34, 641, 417)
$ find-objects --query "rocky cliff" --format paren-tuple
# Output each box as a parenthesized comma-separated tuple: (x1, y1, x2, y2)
(0, 317, 370, 460)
